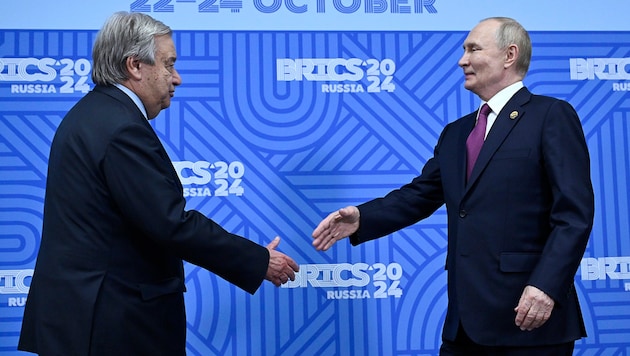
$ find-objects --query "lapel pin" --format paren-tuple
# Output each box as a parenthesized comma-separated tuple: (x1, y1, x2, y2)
(510, 111, 519, 120)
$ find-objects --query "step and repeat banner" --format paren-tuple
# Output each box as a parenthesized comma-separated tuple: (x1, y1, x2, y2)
(1, 0, 629, 354)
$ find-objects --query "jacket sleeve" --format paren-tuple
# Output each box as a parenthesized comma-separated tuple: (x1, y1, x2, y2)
(351, 125, 448, 245)
(527, 99, 594, 303)
(102, 122, 268, 294)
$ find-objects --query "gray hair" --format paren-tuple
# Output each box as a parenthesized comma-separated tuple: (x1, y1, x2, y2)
(484, 17, 532, 77)
(91, 12, 172, 86)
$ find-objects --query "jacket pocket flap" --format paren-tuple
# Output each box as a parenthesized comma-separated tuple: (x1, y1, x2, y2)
(500, 252, 540, 272)
(138, 277, 185, 301)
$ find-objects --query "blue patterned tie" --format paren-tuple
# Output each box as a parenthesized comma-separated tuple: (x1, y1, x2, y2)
(466, 103, 491, 180)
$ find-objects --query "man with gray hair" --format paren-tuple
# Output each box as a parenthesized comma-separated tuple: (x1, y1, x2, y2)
(18, 11, 299, 355)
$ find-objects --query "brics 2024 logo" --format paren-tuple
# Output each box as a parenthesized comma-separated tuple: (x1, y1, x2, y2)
(282, 262, 404, 300)
(0, 58, 91, 95)
(569, 57, 630, 91)
(172, 160, 245, 198)
(277, 58, 396, 94)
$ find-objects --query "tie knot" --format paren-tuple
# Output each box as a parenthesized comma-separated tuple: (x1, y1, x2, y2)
(479, 103, 491, 118)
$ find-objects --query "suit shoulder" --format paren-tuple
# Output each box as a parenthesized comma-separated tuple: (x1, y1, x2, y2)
(446, 111, 476, 129)
(53, 88, 150, 154)
(528, 93, 573, 108)
(74, 88, 137, 119)
(62, 88, 144, 131)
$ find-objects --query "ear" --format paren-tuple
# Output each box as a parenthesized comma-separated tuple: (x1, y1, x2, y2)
(504, 44, 519, 69)
(125, 56, 142, 81)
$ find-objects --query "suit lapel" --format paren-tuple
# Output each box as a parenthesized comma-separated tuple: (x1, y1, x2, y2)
(465, 87, 532, 188)
(459, 112, 477, 190)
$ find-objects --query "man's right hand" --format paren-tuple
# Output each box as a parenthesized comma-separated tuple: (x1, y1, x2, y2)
(311, 206, 360, 251)
(265, 237, 299, 287)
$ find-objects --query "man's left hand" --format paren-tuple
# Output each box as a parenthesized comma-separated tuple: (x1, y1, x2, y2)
(514, 285, 555, 331)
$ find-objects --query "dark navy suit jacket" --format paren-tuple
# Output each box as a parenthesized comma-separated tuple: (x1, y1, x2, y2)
(19, 85, 270, 355)
(351, 87, 594, 346)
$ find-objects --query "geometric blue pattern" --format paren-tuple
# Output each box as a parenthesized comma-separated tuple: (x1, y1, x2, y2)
(1, 29, 629, 355)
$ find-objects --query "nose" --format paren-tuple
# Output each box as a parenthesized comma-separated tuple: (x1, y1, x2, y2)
(458, 51, 469, 68)
(172, 68, 182, 86)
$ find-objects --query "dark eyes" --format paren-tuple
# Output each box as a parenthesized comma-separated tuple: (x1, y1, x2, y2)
(462, 46, 480, 52)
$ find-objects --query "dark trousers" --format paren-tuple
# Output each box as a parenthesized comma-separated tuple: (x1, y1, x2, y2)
(440, 324, 574, 356)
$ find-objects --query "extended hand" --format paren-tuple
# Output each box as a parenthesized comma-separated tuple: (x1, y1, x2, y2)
(265, 237, 299, 287)
(311, 206, 360, 251)
(514, 285, 555, 331)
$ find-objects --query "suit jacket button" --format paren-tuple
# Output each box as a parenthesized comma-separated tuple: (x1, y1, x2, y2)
(459, 210, 467, 218)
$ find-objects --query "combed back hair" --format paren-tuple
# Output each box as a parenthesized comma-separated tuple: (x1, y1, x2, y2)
(91, 11, 172, 86)
(484, 17, 532, 77)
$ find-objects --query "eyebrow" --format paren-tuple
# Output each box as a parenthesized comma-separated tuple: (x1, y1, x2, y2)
(463, 41, 480, 49)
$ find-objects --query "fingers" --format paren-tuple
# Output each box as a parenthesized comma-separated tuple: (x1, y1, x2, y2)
(286, 256, 299, 274)
(515, 304, 536, 331)
(312, 206, 360, 251)
(515, 305, 548, 331)
(280, 255, 299, 283)
(266, 236, 280, 250)
(271, 237, 299, 275)
(312, 231, 337, 251)
(312, 211, 338, 239)
(271, 260, 298, 286)
(265, 246, 300, 287)
(337, 206, 355, 219)
(311, 215, 335, 251)
(514, 285, 555, 331)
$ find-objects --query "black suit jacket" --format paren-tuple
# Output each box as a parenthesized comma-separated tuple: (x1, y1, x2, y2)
(351, 87, 594, 346)
(18, 85, 270, 355)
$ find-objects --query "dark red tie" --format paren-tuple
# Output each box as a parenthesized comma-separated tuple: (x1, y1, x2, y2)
(466, 103, 491, 180)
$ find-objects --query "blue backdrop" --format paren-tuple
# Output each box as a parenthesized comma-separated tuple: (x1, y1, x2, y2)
(1, 1, 629, 355)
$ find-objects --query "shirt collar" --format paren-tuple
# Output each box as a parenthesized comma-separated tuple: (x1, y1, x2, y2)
(482, 81, 524, 114)
(114, 83, 148, 120)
